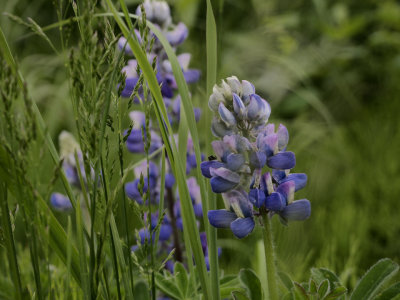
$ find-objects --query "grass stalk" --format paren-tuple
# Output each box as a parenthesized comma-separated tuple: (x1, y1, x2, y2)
(0, 183, 23, 300)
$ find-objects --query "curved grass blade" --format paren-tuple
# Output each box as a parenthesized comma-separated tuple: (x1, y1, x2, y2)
(104, 3, 211, 298)
(205, 1, 220, 298)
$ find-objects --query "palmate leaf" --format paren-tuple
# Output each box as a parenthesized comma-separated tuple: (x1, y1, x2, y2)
(350, 258, 399, 300)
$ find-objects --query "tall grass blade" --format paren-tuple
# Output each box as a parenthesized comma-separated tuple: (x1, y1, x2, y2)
(110, 213, 134, 300)
(206, 0, 221, 298)
(104, 3, 211, 298)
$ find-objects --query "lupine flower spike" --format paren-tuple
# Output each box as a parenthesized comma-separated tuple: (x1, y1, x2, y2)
(201, 76, 311, 239)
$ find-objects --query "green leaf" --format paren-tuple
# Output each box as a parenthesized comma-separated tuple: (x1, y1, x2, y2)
(311, 268, 341, 288)
(232, 291, 251, 300)
(373, 282, 400, 300)
(174, 262, 189, 298)
(239, 269, 263, 300)
(317, 279, 330, 298)
(350, 258, 399, 300)
(325, 286, 347, 299)
(134, 281, 150, 300)
(155, 273, 182, 300)
(278, 272, 294, 292)
(292, 282, 309, 300)
(220, 275, 239, 286)
(309, 279, 318, 294)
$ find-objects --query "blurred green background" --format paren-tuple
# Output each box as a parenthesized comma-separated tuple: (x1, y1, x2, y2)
(2, 0, 400, 289)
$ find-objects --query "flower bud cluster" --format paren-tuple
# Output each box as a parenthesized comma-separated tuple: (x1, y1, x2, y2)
(201, 77, 311, 239)
(118, 1, 200, 101)
(209, 76, 270, 139)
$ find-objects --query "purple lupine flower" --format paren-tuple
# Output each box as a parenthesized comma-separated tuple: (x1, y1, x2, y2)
(250, 171, 311, 223)
(118, 1, 199, 100)
(135, 0, 172, 28)
(169, 95, 202, 125)
(209, 76, 270, 138)
(200, 232, 222, 270)
(272, 169, 307, 192)
(255, 123, 296, 170)
(208, 190, 255, 238)
(50, 193, 73, 212)
(59, 131, 93, 187)
(125, 161, 160, 204)
(131, 212, 173, 251)
(126, 111, 162, 154)
(201, 135, 251, 193)
(187, 177, 202, 217)
(203, 76, 311, 238)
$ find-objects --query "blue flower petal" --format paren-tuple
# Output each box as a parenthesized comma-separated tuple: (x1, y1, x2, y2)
(232, 93, 245, 118)
(165, 173, 176, 188)
(125, 179, 144, 204)
(209, 167, 240, 183)
(265, 192, 285, 211)
(249, 188, 266, 208)
(120, 77, 138, 98)
(277, 124, 289, 151)
(165, 22, 188, 46)
(230, 217, 255, 239)
(276, 181, 295, 204)
(226, 153, 245, 171)
(208, 210, 238, 228)
(272, 169, 286, 183)
(218, 103, 236, 127)
(194, 107, 201, 122)
(281, 173, 308, 191)
(200, 161, 225, 178)
(250, 151, 267, 169)
(267, 151, 296, 169)
(193, 203, 203, 217)
(159, 224, 173, 241)
(183, 69, 201, 83)
(50, 193, 72, 211)
(280, 199, 311, 221)
(210, 176, 238, 193)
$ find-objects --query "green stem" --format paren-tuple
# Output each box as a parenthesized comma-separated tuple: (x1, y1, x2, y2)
(262, 213, 279, 300)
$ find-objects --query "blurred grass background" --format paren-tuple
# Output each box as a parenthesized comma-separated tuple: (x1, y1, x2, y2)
(1, 0, 400, 289)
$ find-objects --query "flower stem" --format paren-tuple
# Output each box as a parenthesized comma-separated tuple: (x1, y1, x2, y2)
(262, 213, 279, 300)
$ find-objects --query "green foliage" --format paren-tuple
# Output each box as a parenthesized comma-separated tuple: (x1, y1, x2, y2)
(350, 258, 399, 300)
(1, 0, 400, 298)
(239, 269, 263, 300)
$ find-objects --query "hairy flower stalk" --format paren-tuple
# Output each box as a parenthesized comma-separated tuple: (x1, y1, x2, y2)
(201, 76, 311, 299)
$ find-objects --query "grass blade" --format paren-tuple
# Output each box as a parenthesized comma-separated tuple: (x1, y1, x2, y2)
(205, 0, 220, 298)
(0, 183, 23, 300)
(104, 3, 211, 298)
